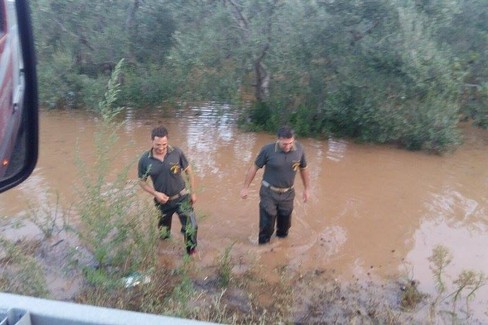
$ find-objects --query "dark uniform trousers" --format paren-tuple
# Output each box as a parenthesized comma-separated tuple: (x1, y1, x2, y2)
(155, 194, 198, 252)
(258, 185, 295, 244)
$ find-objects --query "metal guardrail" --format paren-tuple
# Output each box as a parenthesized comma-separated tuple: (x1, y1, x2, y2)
(0, 292, 215, 325)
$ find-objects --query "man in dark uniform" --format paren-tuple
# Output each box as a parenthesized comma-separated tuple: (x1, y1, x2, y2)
(240, 126, 310, 244)
(138, 126, 198, 255)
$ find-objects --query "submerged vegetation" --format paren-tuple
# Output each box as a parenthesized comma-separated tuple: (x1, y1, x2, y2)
(32, 0, 488, 153)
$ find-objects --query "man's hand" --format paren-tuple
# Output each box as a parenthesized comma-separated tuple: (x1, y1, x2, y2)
(154, 191, 169, 204)
(240, 165, 258, 199)
(240, 188, 249, 199)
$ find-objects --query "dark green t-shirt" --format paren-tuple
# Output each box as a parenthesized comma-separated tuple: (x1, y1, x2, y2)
(255, 141, 307, 188)
(138, 146, 189, 196)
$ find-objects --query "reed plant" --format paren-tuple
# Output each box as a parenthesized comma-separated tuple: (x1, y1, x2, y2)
(218, 242, 235, 288)
(428, 245, 487, 323)
(25, 191, 68, 239)
(72, 59, 159, 291)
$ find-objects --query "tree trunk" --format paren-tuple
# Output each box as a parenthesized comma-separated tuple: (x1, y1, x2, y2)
(254, 44, 270, 102)
(125, 0, 140, 64)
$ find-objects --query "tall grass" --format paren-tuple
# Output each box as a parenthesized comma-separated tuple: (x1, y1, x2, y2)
(72, 59, 159, 290)
(218, 242, 235, 288)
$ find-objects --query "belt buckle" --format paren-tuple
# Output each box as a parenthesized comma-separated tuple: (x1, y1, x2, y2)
(169, 189, 186, 201)
(271, 185, 289, 193)
(263, 181, 292, 193)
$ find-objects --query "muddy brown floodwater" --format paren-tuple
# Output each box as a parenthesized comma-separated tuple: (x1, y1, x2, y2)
(1, 105, 488, 320)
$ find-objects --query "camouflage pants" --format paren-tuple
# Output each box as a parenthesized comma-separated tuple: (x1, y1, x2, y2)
(156, 194, 198, 252)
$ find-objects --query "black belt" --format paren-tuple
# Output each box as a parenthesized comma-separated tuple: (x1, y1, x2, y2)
(262, 180, 294, 193)
(168, 188, 189, 201)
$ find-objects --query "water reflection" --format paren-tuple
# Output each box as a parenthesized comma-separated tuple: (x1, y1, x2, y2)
(318, 226, 348, 258)
(185, 104, 235, 178)
(326, 137, 348, 162)
(429, 187, 482, 222)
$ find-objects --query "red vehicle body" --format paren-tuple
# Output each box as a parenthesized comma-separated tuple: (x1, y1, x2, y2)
(0, 0, 24, 177)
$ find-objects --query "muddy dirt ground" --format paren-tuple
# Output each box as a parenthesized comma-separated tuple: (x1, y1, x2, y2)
(4, 218, 482, 324)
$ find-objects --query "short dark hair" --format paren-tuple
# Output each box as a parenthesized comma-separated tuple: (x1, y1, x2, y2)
(277, 126, 294, 139)
(151, 126, 168, 140)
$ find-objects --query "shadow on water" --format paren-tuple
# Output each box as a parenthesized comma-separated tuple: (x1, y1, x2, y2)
(1, 104, 488, 320)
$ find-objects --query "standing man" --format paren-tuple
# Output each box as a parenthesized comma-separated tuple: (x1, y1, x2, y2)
(240, 126, 310, 244)
(138, 126, 198, 255)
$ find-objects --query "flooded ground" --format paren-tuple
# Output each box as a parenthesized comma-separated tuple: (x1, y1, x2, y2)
(1, 105, 488, 320)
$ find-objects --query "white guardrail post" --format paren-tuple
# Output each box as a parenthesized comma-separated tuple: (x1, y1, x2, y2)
(0, 292, 216, 325)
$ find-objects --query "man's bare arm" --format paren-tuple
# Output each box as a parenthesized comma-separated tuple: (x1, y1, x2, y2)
(240, 164, 259, 199)
(139, 179, 169, 204)
(299, 167, 310, 203)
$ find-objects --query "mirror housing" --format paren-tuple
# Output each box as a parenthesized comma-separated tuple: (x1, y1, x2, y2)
(0, 0, 38, 193)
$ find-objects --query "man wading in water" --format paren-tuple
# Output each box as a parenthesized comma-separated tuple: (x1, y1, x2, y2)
(138, 126, 198, 255)
(240, 126, 310, 244)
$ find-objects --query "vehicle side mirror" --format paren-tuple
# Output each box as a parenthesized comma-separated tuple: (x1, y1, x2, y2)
(0, 0, 38, 193)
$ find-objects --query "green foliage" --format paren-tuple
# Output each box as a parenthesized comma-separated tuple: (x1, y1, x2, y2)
(119, 65, 178, 106)
(218, 243, 235, 288)
(244, 102, 275, 131)
(73, 66, 159, 283)
(399, 95, 461, 152)
(82, 267, 118, 289)
(437, 0, 488, 127)
(429, 245, 452, 294)
(31, 0, 488, 151)
(37, 51, 78, 109)
(450, 270, 486, 314)
(73, 152, 157, 273)
(466, 84, 488, 128)
(96, 59, 124, 122)
(164, 259, 196, 319)
(238, 0, 465, 152)
(32, 0, 176, 109)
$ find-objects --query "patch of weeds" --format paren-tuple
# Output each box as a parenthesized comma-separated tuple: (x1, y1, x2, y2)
(25, 191, 69, 239)
(400, 280, 427, 310)
(73, 58, 158, 277)
(192, 290, 232, 324)
(158, 227, 171, 240)
(7, 218, 24, 230)
(137, 268, 180, 314)
(429, 245, 451, 295)
(0, 237, 49, 298)
(77, 268, 176, 314)
(218, 242, 235, 288)
(164, 258, 197, 318)
(82, 267, 120, 289)
(290, 269, 410, 324)
(428, 245, 487, 323)
(69, 59, 161, 309)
